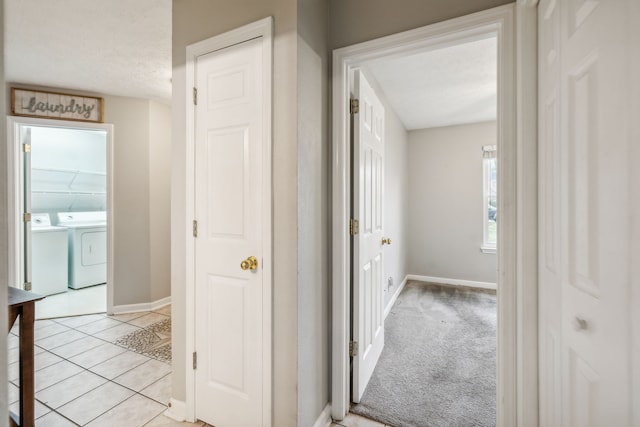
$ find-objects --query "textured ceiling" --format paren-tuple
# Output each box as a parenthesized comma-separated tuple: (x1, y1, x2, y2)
(363, 35, 497, 130)
(5, 0, 172, 102)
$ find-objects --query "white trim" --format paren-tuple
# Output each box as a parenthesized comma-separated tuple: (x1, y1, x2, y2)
(6, 116, 115, 315)
(514, 3, 539, 426)
(384, 275, 408, 319)
(312, 404, 332, 427)
(481, 246, 497, 254)
(164, 398, 187, 422)
(111, 296, 171, 314)
(331, 4, 538, 424)
(184, 16, 273, 426)
(406, 274, 497, 291)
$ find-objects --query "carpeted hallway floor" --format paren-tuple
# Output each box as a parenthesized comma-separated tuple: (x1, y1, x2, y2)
(351, 281, 496, 427)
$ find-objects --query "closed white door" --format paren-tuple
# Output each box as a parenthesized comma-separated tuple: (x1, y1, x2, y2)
(539, 0, 634, 424)
(194, 37, 266, 427)
(352, 70, 386, 402)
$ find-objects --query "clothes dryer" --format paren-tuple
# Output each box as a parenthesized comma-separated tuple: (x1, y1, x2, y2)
(57, 211, 107, 289)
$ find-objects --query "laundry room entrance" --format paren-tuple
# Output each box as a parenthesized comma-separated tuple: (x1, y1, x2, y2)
(8, 116, 114, 319)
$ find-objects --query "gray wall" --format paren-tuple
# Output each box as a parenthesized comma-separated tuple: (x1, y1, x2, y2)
(297, 0, 330, 426)
(2, 87, 171, 308)
(381, 94, 410, 308)
(0, 0, 9, 420)
(408, 121, 497, 283)
(172, 1, 299, 424)
(149, 101, 172, 301)
(105, 96, 152, 305)
(103, 96, 172, 306)
(328, 0, 513, 49)
(169, 1, 512, 424)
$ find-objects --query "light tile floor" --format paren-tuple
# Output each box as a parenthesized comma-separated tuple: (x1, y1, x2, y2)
(7, 306, 209, 427)
(10, 306, 390, 427)
(35, 284, 107, 320)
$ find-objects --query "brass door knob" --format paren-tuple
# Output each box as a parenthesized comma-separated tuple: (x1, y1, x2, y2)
(382, 237, 392, 245)
(240, 256, 258, 271)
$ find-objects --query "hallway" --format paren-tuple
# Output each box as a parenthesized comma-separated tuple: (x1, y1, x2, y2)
(7, 307, 204, 426)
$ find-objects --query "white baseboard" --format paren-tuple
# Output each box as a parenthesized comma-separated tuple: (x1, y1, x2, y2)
(312, 404, 332, 427)
(384, 275, 408, 319)
(164, 398, 186, 422)
(111, 295, 171, 314)
(406, 274, 497, 290)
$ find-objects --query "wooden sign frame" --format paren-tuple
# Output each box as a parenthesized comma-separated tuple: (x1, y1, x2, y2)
(11, 88, 104, 123)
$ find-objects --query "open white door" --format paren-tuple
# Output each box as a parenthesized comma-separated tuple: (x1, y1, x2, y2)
(352, 70, 386, 402)
(539, 0, 635, 424)
(193, 36, 269, 427)
(22, 127, 32, 291)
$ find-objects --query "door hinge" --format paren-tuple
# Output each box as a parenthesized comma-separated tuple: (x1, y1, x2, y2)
(24, 282, 32, 291)
(23, 212, 31, 222)
(23, 143, 31, 153)
(192, 352, 197, 369)
(193, 220, 198, 237)
(193, 87, 198, 105)
(349, 341, 358, 357)
(350, 99, 359, 115)
(349, 218, 359, 236)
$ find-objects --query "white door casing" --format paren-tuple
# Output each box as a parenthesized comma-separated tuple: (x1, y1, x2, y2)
(351, 70, 385, 402)
(193, 35, 269, 427)
(539, 0, 634, 424)
(6, 117, 115, 313)
(22, 127, 32, 290)
(332, 5, 534, 424)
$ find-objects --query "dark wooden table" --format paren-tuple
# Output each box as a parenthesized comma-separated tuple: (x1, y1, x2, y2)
(8, 287, 44, 427)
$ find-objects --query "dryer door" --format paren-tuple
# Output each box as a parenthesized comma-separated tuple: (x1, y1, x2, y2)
(81, 230, 107, 266)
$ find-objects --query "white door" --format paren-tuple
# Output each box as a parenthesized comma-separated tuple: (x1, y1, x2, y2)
(352, 70, 386, 402)
(194, 37, 266, 427)
(22, 127, 32, 291)
(538, 0, 634, 424)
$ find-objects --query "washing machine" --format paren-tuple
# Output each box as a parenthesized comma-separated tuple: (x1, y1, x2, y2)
(57, 211, 107, 289)
(31, 213, 68, 295)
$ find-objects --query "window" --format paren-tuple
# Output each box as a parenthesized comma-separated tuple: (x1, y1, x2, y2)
(482, 145, 497, 253)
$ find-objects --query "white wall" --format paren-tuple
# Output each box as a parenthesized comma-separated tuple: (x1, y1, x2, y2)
(408, 121, 497, 283)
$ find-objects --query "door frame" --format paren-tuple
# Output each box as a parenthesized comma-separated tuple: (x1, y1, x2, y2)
(6, 116, 115, 314)
(330, 3, 539, 425)
(183, 17, 273, 424)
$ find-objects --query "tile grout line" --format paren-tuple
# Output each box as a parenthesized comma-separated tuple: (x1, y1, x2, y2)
(12, 312, 173, 426)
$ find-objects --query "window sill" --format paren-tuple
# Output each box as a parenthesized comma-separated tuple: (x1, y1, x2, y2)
(480, 245, 497, 254)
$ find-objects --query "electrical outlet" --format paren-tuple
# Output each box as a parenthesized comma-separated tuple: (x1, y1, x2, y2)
(388, 277, 394, 290)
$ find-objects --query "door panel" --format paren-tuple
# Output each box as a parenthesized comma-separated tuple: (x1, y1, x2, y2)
(539, 0, 633, 424)
(81, 231, 107, 266)
(194, 37, 264, 427)
(352, 71, 385, 402)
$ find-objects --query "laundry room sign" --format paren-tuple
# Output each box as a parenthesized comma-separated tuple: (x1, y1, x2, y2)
(11, 88, 104, 123)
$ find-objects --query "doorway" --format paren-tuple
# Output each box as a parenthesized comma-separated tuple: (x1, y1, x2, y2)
(182, 17, 273, 426)
(348, 33, 499, 425)
(7, 116, 114, 319)
(331, 4, 538, 426)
